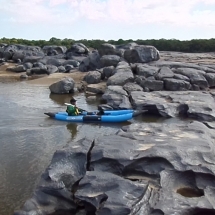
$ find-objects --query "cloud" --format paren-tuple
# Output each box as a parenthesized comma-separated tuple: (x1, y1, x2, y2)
(1, 0, 215, 27)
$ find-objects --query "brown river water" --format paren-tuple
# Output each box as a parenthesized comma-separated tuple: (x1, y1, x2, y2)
(0, 81, 178, 215)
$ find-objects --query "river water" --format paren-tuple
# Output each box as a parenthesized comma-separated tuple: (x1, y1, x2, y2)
(0, 81, 173, 215)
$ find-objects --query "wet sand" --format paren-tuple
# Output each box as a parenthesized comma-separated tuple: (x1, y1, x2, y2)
(0, 63, 86, 86)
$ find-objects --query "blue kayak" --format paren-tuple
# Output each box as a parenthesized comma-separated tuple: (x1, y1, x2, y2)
(44, 109, 146, 123)
(57, 109, 134, 116)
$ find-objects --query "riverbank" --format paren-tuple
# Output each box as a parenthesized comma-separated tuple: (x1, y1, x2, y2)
(0, 63, 86, 86)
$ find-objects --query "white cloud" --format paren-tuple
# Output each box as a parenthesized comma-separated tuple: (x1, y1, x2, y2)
(1, 0, 215, 27)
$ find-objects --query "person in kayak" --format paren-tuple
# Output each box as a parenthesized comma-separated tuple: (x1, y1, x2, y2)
(66, 97, 82, 116)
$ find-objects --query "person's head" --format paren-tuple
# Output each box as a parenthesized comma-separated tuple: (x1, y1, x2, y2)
(70, 97, 77, 105)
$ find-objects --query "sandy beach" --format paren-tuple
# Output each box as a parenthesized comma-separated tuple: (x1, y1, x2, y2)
(0, 63, 86, 86)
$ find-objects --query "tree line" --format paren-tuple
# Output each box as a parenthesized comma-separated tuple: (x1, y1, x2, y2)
(1, 37, 215, 53)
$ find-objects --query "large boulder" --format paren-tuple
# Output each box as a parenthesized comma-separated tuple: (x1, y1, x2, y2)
(66, 43, 89, 55)
(107, 62, 134, 86)
(102, 85, 132, 109)
(135, 64, 159, 78)
(100, 55, 121, 67)
(14, 138, 93, 215)
(49, 77, 75, 94)
(83, 71, 101, 84)
(124, 45, 160, 63)
(79, 51, 101, 72)
(174, 68, 209, 89)
(42, 45, 67, 55)
(98, 43, 124, 57)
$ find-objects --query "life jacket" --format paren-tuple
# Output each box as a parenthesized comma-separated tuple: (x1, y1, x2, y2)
(66, 105, 80, 116)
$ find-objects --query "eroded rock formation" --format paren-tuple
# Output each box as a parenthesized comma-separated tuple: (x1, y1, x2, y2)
(14, 120, 215, 215)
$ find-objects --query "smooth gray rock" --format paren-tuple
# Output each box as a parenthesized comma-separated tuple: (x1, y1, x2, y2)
(14, 138, 93, 215)
(100, 55, 121, 67)
(204, 73, 215, 87)
(43, 45, 67, 55)
(49, 77, 75, 94)
(136, 64, 159, 78)
(83, 71, 101, 84)
(175, 68, 209, 89)
(7, 65, 26, 73)
(130, 91, 215, 121)
(102, 85, 132, 109)
(107, 64, 134, 86)
(75, 171, 148, 215)
(79, 51, 101, 72)
(103, 66, 115, 79)
(124, 45, 160, 63)
(63, 59, 80, 67)
(98, 43, 123, 57)
(58, 65, 66, 73)
(149, 60, 215, 73)
(164, 78, 191, 91)
(173, 73, 190, 82)
(67, 43, 89, 55)
(30, 67, 48, 75)
(123, 82, 143, 93)
(155, 67, 175, 80)
(140, 80, 164, 91)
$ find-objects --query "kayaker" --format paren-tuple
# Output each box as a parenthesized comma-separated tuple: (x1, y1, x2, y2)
(66, 97, 82, 116)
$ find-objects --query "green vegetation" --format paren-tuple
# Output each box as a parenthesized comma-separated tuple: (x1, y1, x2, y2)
(1, 37, 215, 53)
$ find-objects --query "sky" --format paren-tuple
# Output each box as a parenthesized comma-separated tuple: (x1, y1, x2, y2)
(0, 0, 215, 41)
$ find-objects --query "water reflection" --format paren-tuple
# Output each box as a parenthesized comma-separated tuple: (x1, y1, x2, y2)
(66, 123, 78, 139)
(49, 93, 74, 106)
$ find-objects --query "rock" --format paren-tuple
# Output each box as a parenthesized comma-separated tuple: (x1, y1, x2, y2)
(164, 78, 191, 91)
(14, 138, 93, 215)
(173, 73, 190, 82)
(20, 74, 28, 79)
(155, 66, 175, 80)
(30, 67, 48, 75)
(83, 71, 101, 84)
(140, 80, 164, 91)
(98, 43, 119, 56)
(124, 45, 160, 63)
(45, 58, 65, 67)
(136, 64, 159, 78)
(107, 63, 134, 86)
(100, 55, 121, 67)
(58, 65, 66, 73)
(175, 68, 209, 89)
(15, 120, 215, 214)
(63, 60, 80, 67)
(149, 60, 215, 73)
(102, 85, 132, 109)
(23, 56, 43, 64)
(86, 82, 106, 94)
(130, 91, 215, 121)
(49, 77, 75, 94)
(103, 66, 115, 79)
(204, 73, 215, 87)
(6, 65, 26, 73)
(123, 82, 143, 93)
(23, 62, 33, 70)
(64, 64, 74, 72)
(67, 43, 89, 55)
(79, 51, 101, 72)
(46, 65, 58, 75)
(75, 171, 148, 215)
(42, 45, 67, 55)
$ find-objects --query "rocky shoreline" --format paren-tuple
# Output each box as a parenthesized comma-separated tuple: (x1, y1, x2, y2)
(1, 43, 215, 215)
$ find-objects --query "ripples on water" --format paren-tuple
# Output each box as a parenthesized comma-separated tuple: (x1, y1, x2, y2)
(0, 82, 133, 215)
(0, 81, 181, 215)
